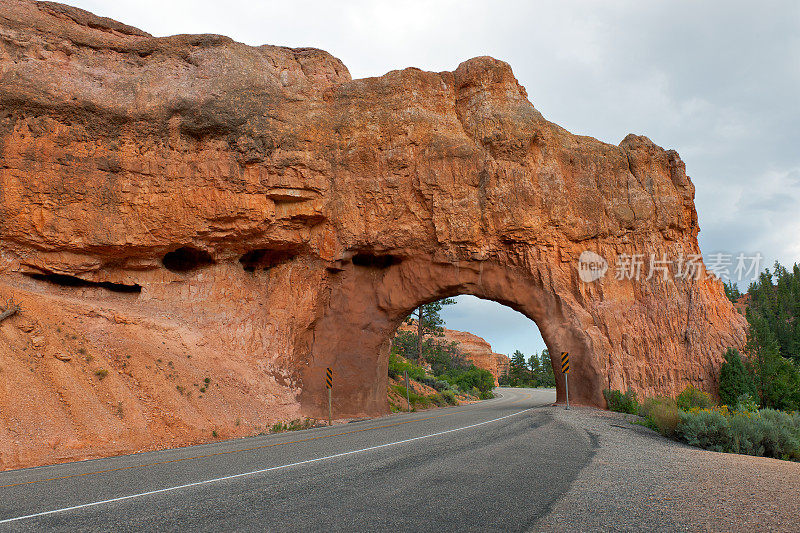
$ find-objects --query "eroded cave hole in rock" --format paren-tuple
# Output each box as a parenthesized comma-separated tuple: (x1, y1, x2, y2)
(239, 248, 300, 272)
(162, 246, 214, 272)
(351, 252, 402, 269)
(26, 273, 142, 293)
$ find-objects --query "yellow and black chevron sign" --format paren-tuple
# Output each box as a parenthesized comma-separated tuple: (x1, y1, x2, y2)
(325, 367, 333, 389)
(561, 352, 569, 374)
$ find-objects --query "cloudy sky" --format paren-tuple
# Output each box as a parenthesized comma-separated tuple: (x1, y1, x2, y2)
(64, 0, 799, 356)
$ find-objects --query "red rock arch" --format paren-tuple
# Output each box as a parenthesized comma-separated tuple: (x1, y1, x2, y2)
(0, 1, 747, 435)
(299, 257, 591, 417)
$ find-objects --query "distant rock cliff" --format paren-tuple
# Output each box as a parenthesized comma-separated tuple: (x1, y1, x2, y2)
(393, 324, 511, 384)
(438, 329, 510, 385)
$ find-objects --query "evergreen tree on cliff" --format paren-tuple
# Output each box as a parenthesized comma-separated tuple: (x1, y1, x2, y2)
(747, 263, 800, 365)
(723, 280, 742, 303)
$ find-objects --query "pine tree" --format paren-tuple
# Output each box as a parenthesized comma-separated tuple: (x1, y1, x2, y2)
(723, 280, 742, 303)
(528, 353, 541, 386)
(405, 298, 456, 362)
(745, 308, 800, 411)
(509, 350, 528, 386)
(718, 348, 755, 406)
(539, 349, 555, 387)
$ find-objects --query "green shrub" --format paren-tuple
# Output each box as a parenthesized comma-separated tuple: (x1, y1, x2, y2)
(677, 409, 732, 452)
(726, 409, 800, 459)
(736, 393, 759, 413)
(639, 397, 679, 437)
(388, 353, 427, 382)
(757, 409, 800, 460)
(676, 385, 714, 411)
(433, 380, 451, 392)
(638, 396, 667, 417)
(94, 368, 108, 380)
(388, 359, 400, 379)
(430, 394, 448, 407)
(439, 366, 495, 395)
(441, 389, 458, 405)
(390, 384, 431, 409)
(675, 407, 800, 460)
(603, 389, 638, 414)
(729, 410, 765, 455)
(270, 418, 316, 433)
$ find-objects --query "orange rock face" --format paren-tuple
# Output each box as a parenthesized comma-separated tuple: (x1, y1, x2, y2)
(0, 1, 746, 469)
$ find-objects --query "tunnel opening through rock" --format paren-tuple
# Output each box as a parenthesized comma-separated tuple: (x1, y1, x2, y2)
(26, 272, 142, 293)
(162, 246, 215, 272)
(298, 260, 591, 419)
(389, 295, 551, 389)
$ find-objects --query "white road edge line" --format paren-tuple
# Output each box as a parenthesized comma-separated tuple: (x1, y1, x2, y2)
(0, 407, 534, 524)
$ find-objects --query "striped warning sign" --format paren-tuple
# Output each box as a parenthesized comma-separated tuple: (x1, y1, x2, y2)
(325, 367, 333, 389)
(561, 352, 569, 374)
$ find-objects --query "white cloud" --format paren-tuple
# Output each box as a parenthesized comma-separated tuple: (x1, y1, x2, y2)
(441, 296, 546, 357)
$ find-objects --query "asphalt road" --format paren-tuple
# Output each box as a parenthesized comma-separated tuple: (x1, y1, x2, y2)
(0, 388, 587, 532)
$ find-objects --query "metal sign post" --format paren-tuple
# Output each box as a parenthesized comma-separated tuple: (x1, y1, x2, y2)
(404, 370, 411, 413)
(325, 367, 333, 425)
(561, 352, 570, 410)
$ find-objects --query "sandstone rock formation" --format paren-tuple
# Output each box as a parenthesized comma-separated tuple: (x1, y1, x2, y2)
(392, 324, 511, 384)
(0, 1, 746, 469)
(441, 329, 510, 385)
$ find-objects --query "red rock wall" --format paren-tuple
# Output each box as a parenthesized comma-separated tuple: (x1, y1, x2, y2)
(0, 0, 746, 469)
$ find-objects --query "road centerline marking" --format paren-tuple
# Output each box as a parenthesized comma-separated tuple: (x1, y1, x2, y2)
(0, 389, 531, 491)
(0, 407, 476, 490)
(0, 406, 534, 524)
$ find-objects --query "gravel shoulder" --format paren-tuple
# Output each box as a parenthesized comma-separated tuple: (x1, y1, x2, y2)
(534, 406, 800, 532)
